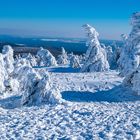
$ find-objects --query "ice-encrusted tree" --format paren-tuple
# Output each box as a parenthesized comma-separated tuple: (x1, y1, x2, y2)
(25, 53, 37, 67)
(81, 24, 109, 72)
(118, 12, 140, 76)
(57, 47, 68, 65)
(70, 54, 80, 68)
(37, 47, 57, 67)
(2, 45, 14, 75)
(0, 45, 20, 94)
(0, 54, 7, 93)
(20, 68, 63, 106)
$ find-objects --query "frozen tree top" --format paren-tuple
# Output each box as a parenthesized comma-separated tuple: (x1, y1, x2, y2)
(83, 24, 99, 37)
(131, 12, 140, 26)
(2, 45, 13, 55)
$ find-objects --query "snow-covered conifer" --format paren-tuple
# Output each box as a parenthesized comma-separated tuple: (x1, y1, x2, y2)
(2, 45, 14, 74)
(118, 12, 140, 76)
(81, 24, 109, 72)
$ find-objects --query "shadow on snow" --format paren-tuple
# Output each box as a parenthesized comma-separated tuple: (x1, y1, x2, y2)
(61, 86, 140, 103)
(1, 86, 140, 110)
(0, 95, 21, 109)
(34, 66, 80, 73)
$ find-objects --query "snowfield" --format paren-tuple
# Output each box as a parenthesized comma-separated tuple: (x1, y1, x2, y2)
(0, 67, 140, 139)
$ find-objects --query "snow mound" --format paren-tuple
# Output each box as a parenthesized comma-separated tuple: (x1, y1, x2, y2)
(81, 24, 110, 72)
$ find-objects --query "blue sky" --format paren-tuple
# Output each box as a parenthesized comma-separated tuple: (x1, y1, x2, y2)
(0, 0, 139, 40)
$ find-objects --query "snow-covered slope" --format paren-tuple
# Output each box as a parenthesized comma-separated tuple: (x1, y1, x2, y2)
(0, 67, 140, 139)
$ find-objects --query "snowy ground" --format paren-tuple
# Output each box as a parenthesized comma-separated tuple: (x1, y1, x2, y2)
(0, 66, 140, 139)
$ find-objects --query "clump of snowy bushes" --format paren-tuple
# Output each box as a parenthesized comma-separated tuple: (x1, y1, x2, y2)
(81, 24, 110, 72)
(36, 47, 57, 67)
(0, 45, 64, 106)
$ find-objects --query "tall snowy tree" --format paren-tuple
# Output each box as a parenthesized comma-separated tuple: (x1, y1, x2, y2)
(0, 54, 7, 93)
(81, 24, 109, 72)
(2, 45, 14, 75)
(118, 12, 140, 76)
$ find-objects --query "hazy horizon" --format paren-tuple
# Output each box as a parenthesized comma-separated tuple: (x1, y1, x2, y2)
(0, 0, 139, 40)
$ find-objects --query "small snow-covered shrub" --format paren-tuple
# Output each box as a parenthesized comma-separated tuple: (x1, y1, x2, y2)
(16, 63, 63, 106)
(37, 47, 57, 67)
(25, 53, 37, 67)
(70, 55, 80, 68)
(57, 47, 68, 65)
(21, 70, 63, 106)
(81, 24, 109, 72)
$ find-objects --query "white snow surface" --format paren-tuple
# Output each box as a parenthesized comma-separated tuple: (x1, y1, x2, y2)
(0, 66, 140, 139)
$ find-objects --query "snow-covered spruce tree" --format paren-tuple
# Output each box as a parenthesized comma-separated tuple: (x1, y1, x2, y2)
(81, 24, 109, 72)
(37, 47, 57, 67)
(118, 12, 140, 76)
(104, 45, 114, 68)
(2, 45, 14, 75)
(70, 54, 80, 68)
(0, 54, 7, 93)
(57, 47, 68, 65)
(0, 45, 20, 94)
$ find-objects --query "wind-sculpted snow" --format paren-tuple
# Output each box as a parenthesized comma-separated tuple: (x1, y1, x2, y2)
(37, 47, 57, 67)
(118, 12, 140, 76)
(81, 24, 110, 72)
(0, 70, 140, 139)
